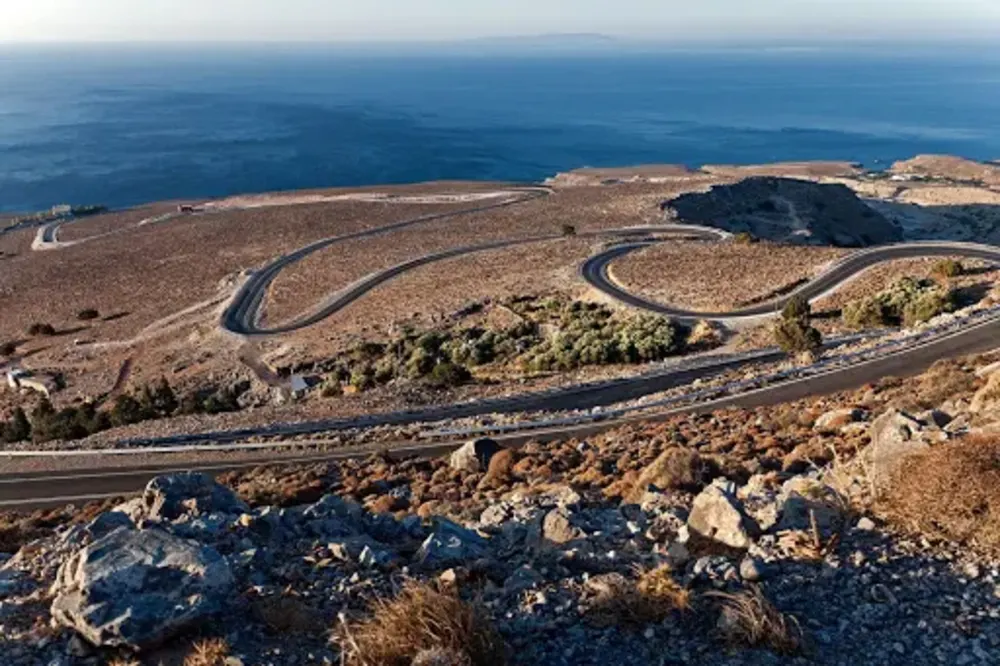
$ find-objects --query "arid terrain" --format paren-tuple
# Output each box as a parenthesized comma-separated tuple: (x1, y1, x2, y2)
(1, 155, 1000, 450)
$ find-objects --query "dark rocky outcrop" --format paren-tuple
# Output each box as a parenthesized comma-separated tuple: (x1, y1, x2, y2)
(663, 177, 902, 247)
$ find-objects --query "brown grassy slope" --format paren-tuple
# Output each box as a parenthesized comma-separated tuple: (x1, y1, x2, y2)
(879, 434, 1000, 555)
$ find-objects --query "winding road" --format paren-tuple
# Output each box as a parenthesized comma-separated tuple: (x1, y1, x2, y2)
(6, 183, 1000, 509)
(582, 239, 1000, 324)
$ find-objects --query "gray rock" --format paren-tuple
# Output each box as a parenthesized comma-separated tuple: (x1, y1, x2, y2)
(50, 527, 234, 649)
(142, 473, 248, 521)
(449, 438, 502, 473)
(542, 508, 583, 545)
(82, 512, 134, 541)
(416, 518, 489, 569)
(739, 557, 766, 582)
(503, 565, 545, 595)
(687, 484, 760, 549)
(814, 408, 865, 433)
(856, 517, 877, 531)
(774, 477, 846, 538)
(867, 410, 933, 490)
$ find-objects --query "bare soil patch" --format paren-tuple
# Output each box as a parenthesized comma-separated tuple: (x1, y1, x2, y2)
(609, 242, 847, 312)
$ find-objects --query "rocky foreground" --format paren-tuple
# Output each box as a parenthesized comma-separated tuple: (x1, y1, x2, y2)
(2, 357, 1000, 665)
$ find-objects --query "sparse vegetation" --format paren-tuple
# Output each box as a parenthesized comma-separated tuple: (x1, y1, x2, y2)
(10, 377, 240, 444)
(183, 638, 231, 666)
(76, 308, 100, 321)
(1, 407, 32, 443)
(585, 566, 690, 628)
(709, 586, 806, 655)
(0, 341, 17, 356)
(27, 322, 56, 337)
(561, 224, 577, 237)
(773, 296, 822, 354)
(317, 296, 691, 394)
(879, 434, 1000, 555)
(733, 231, 758, 244)
(931, 258, 964, 280)
(337, 581, 506, 666)
(842, 277, 955, 329)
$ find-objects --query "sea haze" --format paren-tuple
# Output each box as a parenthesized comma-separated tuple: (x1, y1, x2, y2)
(1, 44, 999, 212)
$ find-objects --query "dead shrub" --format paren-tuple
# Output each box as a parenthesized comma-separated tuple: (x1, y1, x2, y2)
(585, 566, 690, 628)
(878, 435, 1000, 554)
(709, 587, 806, 655)
(336, 581, 505, 666)
(183, 638, 230, 666)
(628, 448, 717, 501)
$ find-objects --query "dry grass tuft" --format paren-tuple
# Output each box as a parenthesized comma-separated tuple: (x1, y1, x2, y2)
(106, 659, 141, 666)
(776, 510, 842, 561)
(878, 434, 1000, 554)
(183, 638, 231, 666)
(336, 581, 506, 666)
(710, 587, 806, 655)
(585, 566, 690, 628)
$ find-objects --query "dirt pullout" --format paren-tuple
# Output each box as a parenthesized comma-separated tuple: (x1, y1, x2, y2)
(609, 242, 848, 312)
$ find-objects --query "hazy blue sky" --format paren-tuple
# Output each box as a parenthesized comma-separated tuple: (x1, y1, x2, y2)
(2, 0, 999, 43)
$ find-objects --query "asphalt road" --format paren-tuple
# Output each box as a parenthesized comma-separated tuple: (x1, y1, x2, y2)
(5, 310, 1000, 509)
(583, 240, 1000, 323)
(8, 187, 1000, 509)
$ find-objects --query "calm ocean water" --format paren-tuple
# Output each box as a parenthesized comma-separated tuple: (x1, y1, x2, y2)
(1, 45, 999, 212)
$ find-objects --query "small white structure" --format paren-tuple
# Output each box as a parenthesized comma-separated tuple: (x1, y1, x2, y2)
(6, 369, 53, 398)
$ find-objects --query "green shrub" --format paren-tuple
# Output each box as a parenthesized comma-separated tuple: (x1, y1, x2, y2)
(2, 408, 31, 443)
(781, 295, 811, 321)
(903, 290, 956, 326)
(427, 361, 472, 388)
(842, 277, 954, 330)
(733, 232, 757, 244)
(562, 224, 577, 237)
(350, 367, 376, 392)
(773, 317, 823, 353)
(110, 394, 149, 427)
(773, 294, 822, 354)
(76, 309, 100, 321)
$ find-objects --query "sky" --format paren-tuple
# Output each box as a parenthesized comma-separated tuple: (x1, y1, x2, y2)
(2, 0, 999, 43)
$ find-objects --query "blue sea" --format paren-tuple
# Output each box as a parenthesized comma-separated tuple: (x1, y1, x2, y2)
(1, 44, 999, 212)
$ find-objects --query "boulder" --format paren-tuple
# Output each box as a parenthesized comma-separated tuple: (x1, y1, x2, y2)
(630, 448, 715, 499)
(541, 508, 583, 544)
(449, 438, 502, 473)
(813, 408, 864, 433)
(416, 518, 489, 569)
(867, 410, 934, 490)
(142, 473, 248, 522)
(774, 477, 846, 538)
(687, 484, 760, 549)
(51, 528, 234, 649)
(970, 372, 1000, 414)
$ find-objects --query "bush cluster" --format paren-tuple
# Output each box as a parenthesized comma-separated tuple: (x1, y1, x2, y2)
(519, 302, 685, 372)
(842, 277, 955, 329)
(321, 297, 690, 394)
(0, 378, 244, 445)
